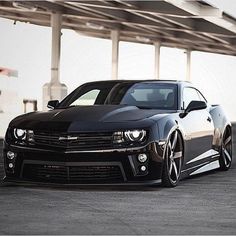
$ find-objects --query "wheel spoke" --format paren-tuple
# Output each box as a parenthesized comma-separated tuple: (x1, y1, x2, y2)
(223, 151, 228, 166)
(224, 148, 232, 163)
(224, 135, 231, 146)
(169, 161, 173, 175)
(165, 130, 183, 185)
(171, 131, 178, 150)
(172, 161, 178, 179)
(173, 151, 182, 159)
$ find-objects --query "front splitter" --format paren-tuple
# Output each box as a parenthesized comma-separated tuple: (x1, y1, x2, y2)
(2, 176, 162, 187)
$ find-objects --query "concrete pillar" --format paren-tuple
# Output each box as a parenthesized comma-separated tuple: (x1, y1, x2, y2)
(43, 13, 67, 110)
(154, 42, 161, 80)
(51, 13, 62, 84)
(111, 30, 120, 80)
(186, 49, 191, 81)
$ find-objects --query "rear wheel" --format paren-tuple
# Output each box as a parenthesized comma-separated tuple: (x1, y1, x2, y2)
(219, 127, 232, 171)
(162, 130, 183, 187)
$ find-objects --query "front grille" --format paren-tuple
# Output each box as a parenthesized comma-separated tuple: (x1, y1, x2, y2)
(22, 163, 124, 184)
(33, 132, 113, 150)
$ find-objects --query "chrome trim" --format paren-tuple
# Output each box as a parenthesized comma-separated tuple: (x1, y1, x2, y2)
(64, 146, 146, 153)
(58, 136, 78, 141)
(47, 105, 54, 110)
(8, 143, 153, 153)
(157, 140, 166, 146)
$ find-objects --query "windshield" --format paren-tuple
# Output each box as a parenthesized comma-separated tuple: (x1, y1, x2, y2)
(109, 83, 178, 109)
(58, 82, 178, 110)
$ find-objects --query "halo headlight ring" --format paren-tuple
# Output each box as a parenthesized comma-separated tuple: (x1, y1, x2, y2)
(124, 130, 146, 142)
(13, 128, 34, 142)
(13, 128, 27, 140)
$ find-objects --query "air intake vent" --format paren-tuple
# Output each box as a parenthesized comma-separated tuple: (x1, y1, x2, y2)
(22, 163, 124, 184)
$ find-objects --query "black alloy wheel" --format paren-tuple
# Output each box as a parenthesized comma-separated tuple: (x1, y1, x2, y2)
(162, 130, 183, 187)
(219, 127, 232, 171)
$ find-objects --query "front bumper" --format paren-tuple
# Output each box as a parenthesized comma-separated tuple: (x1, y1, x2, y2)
(3, 141, 164, 185)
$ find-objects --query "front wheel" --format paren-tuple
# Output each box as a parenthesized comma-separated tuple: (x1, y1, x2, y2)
(162, 130, 183, 187)
(219, 127, 232, 171)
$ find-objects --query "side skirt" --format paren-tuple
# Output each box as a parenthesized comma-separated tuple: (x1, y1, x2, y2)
(180, 154, 220, 179)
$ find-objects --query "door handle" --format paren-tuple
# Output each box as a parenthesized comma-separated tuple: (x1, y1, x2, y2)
(207, 117, 212, 122)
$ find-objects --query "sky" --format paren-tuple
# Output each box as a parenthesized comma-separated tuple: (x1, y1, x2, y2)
(0, 0, 236, 136)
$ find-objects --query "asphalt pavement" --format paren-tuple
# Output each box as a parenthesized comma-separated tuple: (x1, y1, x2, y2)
(0, 124, 235, 235)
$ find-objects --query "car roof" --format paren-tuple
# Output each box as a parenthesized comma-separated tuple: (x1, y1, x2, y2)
(87, 80, 192, 85)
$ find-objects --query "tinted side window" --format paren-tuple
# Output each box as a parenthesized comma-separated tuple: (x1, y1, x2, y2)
(183, 87, 201, 109)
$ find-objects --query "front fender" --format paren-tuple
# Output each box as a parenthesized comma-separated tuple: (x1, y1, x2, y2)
(156, 117, 179, 141)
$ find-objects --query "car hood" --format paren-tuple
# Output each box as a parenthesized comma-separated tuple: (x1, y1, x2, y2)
(9, 105, 173, 132)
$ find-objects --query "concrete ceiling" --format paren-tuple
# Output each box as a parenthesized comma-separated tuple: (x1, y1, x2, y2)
(1, 0, 236, 55)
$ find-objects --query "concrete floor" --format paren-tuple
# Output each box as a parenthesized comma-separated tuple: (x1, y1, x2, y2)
(0, 125, 235, 235)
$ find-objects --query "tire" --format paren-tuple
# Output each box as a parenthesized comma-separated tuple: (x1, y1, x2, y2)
(162, 130, 183, 187)
(219, 127, 232, 171)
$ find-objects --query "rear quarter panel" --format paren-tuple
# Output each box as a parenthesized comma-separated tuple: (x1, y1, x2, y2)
(209, 105, 231, 149)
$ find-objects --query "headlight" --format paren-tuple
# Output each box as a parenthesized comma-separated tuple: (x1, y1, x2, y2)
(124, 130, 146, 142)
(14, 128, 27, 140)
(13, 128, 34, 142)
(113, 130, 147, 144)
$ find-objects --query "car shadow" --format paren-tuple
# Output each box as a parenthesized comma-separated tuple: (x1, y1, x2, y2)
(0, 179, 161, 192)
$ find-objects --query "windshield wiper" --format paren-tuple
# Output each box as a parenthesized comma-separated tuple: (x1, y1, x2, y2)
(58, 105, 76, 109)
(121, 104, 153, 109)
(135, 106, 153, 110)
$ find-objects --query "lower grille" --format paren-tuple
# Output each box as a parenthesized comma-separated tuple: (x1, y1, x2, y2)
(22, 163, 124, 184)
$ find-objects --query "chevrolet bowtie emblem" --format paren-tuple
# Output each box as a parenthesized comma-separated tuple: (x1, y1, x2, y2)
(58, 136, 78, 141)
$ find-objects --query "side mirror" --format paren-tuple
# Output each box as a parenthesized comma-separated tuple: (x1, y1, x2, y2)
(185, 100, 207, 113)
(180, 101, 207, 118)
(47, 100, 59, 110)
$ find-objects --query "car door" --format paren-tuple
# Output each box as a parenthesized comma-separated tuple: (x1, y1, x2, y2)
(181, 87, 214, 168)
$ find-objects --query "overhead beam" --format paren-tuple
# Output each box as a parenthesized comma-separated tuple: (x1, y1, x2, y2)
(166, 0, 236, 34)
(17, 1, 236, 40)
(70, 1, 195, 29)
(1, 0, 236, 56)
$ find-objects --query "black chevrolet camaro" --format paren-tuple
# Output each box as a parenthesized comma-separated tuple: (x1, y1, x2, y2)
(3, 80, 232, 187)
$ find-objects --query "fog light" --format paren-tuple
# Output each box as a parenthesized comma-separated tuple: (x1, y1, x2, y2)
(138, 153, 147, 163)
(8, 163, 14, 168)
(140, 165, 147, 172)
(7, 151, 16, 160)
